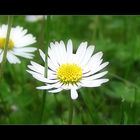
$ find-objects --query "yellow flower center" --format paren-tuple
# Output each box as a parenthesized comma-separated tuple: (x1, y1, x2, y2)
(57, 63, 82, 84)
(0, 38, 14, 49)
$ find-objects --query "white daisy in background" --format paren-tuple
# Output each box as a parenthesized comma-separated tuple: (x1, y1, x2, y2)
(25, 15, 47, 22)
(27, 40, 109, 100)
(0, 24, 37, 64)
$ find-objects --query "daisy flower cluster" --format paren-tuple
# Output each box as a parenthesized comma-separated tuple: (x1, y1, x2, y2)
(27, 39, 109, 100)
(0, 21, 109, 100)
(0, 24, 37, 64)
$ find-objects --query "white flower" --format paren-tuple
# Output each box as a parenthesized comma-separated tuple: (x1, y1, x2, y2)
(0, 24, 37, 64)
(25, 15, 47, 22)
(11, 104, 18, 112)
(27, 40, 109, 100)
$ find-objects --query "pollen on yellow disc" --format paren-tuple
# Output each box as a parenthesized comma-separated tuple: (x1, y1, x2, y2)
(0, 38, 14, 49)
(57, 63, 82, 84)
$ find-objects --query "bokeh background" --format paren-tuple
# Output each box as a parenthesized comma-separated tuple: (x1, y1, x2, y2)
(0, 15, 140, 124)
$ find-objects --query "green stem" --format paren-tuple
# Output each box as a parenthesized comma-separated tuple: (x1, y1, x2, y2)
(132, 88, 137, 124)
(109, 73, 138, 89)
(120, 100, 125, 124)
(79, 89, 95, 123)
(68, 94, 73, 124)
(39, 15, 51, 124)
(93, 15, 99, 41)
(38, 16, 46, 50)
(39, 90, 47, 123)
(0, 16, 13, 80)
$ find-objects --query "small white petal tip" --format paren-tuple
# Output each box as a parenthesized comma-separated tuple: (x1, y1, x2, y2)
(70, 89, 78, 100)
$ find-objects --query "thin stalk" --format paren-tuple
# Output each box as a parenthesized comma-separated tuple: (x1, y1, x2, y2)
(120, 100, 125, 124)
(120, 99, 128, 124)
(132, 88, 137, 124)
(109, 73, 139, 89)
(79, 89, 95, 123)
(39, 90, 47, 123)
(68, 94, 74, 124)
(38, 16, 46, 51)
(92, 15, 99, 41)
(39, 15, 51, 124)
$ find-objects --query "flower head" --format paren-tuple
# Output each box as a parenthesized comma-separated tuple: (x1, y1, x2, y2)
(0, 25, 37, 64)
(27, 40, 109, 100)
(25, 15, 47, 22)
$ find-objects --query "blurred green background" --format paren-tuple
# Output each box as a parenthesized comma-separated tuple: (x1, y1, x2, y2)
(0, 15, 140, 124)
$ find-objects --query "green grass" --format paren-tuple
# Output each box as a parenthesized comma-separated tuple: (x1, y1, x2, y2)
(0, 15, 140, 124)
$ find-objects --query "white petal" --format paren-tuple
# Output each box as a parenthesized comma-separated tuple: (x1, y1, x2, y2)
(75, 42, 87, 64)
(67, 39, 73, 54)
(0, 25, 7, 37)
(36, 82, 62, 90)
(27, 70, 58, 83)
(81, 79, 109, 87)
(48, 47, 59, 68)
(54, 41, 65, 65)
(87, 51, 103, 67)
(58, 40, 67, 64)
(53, 82, 63, 88)
(54, 41, 65, 64)
(50, 42, 56, 50)
(95, 62, 109, 72)
(48, 57, 58, 72)
(48, 47, 59, 67)
(0, 51, 4, 63)
(84, 60, 108, 76)
(84, 59, 103, 75)
(60, 40, 67, 62)
(12, 51, 34, 59)
(47, 70, 57, 78)
(45, 82, 62, 89)
(31, 74, 48, 83)
(83, 71, 108, 81)
(14, 34, 36, 47)
(39, 49, 45, 62)
(6, 52, 21, 64)
(80, 45, 95, 67)
(49, 42, 62, 65)
(69, 54, 77, 63)
(36, 85, 50, 90)
(10, 26, 27, 41)
(70, 88, 78, 100)
(66, 39, 73, 63)
(48, 74, 57, 79)
(0, 49, 2, 54)
(83, 52, 104, 74)
(48, 88, 63, 93)
(28, 65, 43, 75)
(30, 61, 44, 69)
(26, 69, 43, 77)
(61, 84, 70, 90)
(13, 47, 37, 53)
(28, 61, 44, 74)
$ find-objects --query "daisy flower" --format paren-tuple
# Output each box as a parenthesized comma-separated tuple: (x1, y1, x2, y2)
(25, 15, 47, 22)
(27, 40, 109, 100)
(0, 24, 37, 64)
